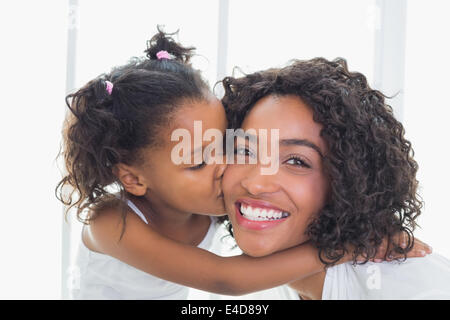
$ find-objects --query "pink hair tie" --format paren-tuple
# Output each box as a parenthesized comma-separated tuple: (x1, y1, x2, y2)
(156, 50, 171, 60)
(105, 80, 114, 95)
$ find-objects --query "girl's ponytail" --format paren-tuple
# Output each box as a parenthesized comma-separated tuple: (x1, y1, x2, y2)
(144, 26, 194, 64)
(57, 77, 125, 222)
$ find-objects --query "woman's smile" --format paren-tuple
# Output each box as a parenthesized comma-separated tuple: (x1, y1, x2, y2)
(234, 198, 290, 230)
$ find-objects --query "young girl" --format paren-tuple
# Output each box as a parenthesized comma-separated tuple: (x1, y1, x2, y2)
(56, 29, 430, 299)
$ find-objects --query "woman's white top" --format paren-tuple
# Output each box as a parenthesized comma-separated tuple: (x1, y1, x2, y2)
(322, 253, 450, 299)
(70, 200, 218, 300)
(189, 221, 450, 300)
(222, 252, 450, 300)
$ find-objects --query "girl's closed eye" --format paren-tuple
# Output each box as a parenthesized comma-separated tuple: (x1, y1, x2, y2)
(189, 161, 207, 170)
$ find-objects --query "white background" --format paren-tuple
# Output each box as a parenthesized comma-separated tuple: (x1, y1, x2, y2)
(0, 0, 448, 299)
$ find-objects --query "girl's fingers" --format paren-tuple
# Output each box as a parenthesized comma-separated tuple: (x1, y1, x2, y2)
(374, 238, 388, 260)
(407, 239, 432, 257)
(355, 236, 432, 263)
(389, 238, 432, 259)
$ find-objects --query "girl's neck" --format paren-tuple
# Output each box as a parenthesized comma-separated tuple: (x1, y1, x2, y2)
(127, 193, 211, 246)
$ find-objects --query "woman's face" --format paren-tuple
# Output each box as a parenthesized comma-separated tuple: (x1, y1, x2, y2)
(222, 95, 330, 257)
(139, 96, 227, 215)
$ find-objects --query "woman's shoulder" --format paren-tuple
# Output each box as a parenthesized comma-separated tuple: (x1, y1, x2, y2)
(374, 252, 450, 299)
(323, 253, 450, 299)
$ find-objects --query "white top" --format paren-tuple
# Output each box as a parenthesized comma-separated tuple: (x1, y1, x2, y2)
(70, 200, 218, 300)
(187, 222, 301, 300)
(189, 222, 450, 300)
(322, 253, 450, 299)
(224, 252, 450, 300)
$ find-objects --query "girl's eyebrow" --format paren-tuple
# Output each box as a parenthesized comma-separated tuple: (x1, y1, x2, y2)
(280, 139, 324, 158)
(191, 141, 213, 155)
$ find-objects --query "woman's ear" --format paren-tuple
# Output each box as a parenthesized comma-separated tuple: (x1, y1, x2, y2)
(113, 163, 147, 196)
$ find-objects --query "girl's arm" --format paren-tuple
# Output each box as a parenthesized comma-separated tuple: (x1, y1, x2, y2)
(84, 208, 325, 295)
(84, 208, 430, 296)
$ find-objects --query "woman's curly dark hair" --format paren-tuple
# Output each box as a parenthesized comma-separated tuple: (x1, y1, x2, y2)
(221, 57, 423, 266)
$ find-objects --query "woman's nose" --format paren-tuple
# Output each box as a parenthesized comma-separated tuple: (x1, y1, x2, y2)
(240, 168, 280, 196)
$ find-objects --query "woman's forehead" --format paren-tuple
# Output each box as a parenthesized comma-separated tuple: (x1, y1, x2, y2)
(242, 95, 326, 152)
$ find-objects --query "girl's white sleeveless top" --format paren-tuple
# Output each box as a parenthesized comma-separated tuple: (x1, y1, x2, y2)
(70, 200, 218, 300)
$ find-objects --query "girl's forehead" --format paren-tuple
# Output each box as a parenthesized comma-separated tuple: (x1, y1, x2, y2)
(156, 98, 226, 148)
(174, 98, 226, 130)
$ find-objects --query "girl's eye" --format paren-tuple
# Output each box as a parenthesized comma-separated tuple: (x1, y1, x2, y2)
(189, 161, 206, 170)
(285, 156, 310, 168)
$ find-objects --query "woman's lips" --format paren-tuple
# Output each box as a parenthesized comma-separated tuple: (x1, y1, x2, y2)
(234, 199, 290, 231)
(238, 198, 288, 213)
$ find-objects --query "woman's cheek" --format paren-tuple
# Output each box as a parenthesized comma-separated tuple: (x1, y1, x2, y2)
(279, 176, 324, 244)
(222, 165, 241, 194)
(310, 174, 329, 209)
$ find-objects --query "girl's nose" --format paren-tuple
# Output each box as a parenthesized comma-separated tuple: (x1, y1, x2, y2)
(214, 163, 227, 180)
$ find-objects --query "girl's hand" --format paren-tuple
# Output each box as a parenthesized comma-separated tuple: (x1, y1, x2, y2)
(371, 232, 432, 263)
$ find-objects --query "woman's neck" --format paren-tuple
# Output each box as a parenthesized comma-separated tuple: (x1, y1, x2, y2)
(288, 270, 326, 300)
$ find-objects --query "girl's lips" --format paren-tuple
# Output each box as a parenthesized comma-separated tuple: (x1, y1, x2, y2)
(234, 201, 289, 231)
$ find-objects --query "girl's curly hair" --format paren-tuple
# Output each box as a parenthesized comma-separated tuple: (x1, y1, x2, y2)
(56, 27, 210, 226)
(221, 57, 423, 266)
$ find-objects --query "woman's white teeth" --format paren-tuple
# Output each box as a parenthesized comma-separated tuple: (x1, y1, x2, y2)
(239, 204, 288, 221)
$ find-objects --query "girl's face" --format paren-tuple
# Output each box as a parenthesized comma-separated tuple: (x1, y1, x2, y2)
(222, 95, 330, 257)
(139, 96, 227, 215)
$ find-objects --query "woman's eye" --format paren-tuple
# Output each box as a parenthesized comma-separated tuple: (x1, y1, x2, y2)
(234, 146, 255, 157)
(285, 157, 310, 168)
(234, 147, 247, 155)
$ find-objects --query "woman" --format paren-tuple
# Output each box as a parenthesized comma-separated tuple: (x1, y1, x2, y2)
(220, 57, 450, 299)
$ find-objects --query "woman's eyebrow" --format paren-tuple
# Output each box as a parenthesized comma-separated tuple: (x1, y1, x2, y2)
(280, 139, 324, 158)
(234, 130, 324, 157)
